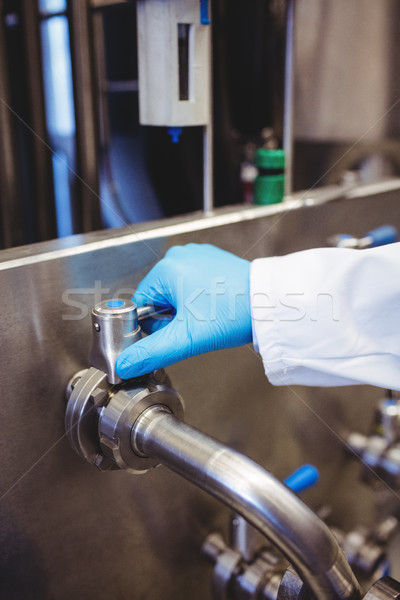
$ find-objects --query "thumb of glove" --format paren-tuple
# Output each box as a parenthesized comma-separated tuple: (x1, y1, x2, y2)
(115, 320, 189, 378)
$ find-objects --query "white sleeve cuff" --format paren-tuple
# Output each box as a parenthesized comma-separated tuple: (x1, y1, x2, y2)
(250, 256, 306, 386)
(250, 246, 400, 390)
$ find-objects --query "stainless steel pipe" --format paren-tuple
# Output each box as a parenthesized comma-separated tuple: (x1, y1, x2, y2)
(133, 406, 361, 600)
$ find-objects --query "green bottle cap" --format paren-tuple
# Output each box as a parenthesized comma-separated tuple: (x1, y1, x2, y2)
(254, 149, 285, 205)
(254, 148, 285, 170)
(254, 176, 284, 205)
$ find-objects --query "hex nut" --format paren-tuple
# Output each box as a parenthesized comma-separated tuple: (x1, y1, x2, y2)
(90, 387, 108, 407)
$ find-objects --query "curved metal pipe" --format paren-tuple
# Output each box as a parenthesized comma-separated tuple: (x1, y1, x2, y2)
(133, 406, 361, 600)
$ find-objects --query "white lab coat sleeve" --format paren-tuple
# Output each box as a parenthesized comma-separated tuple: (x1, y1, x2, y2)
(250, 243, 400, 390)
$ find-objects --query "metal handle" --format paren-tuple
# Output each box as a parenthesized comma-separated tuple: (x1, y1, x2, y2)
(137, 304, 172, 321)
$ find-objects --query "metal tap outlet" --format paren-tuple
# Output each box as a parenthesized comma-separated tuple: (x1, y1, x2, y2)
(131, 406, 360, 600)
(65, 372, 360, 599)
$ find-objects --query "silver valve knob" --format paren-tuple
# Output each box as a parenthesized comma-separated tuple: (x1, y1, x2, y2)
(89, 299, 142, 385)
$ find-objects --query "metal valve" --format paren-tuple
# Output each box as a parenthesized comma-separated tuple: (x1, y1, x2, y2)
(65, 299, 184, 473)
(89, 299, 141, 385)
(88, 298, 172, 384)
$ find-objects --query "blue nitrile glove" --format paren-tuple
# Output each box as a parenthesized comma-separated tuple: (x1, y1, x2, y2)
(116, 243, 251, 378)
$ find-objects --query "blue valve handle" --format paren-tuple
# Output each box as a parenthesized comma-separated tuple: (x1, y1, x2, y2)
(284, 464, 319, 494)
(366, 225, 398, 247)
(331, 225, 398, 248)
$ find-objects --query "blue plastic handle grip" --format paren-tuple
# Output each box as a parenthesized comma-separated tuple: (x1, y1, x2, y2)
(366, 225, 398, 247)
(284, 464, 319, 493)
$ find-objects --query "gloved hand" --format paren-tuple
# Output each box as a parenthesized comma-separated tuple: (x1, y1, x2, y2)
(116, 243, 252, 378)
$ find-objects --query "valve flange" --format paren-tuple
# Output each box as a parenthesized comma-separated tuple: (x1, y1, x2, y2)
(65, 367, 184, 474)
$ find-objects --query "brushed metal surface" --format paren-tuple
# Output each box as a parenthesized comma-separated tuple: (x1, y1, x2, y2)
(0, 183, 399, 599)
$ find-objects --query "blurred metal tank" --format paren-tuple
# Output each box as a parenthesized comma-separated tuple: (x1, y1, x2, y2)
(294, 0, 400, 189)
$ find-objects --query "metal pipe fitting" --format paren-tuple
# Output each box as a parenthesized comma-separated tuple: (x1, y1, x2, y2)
(132, 405, 361, 600)
(364, 576, 400, 599)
